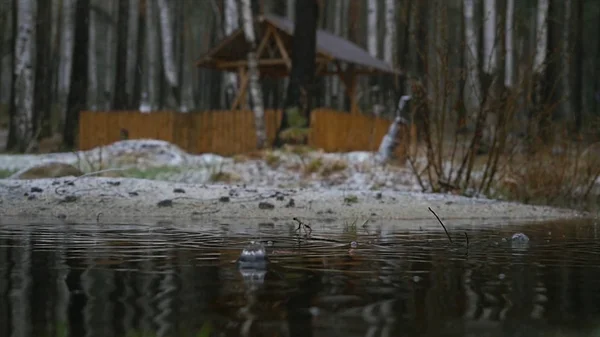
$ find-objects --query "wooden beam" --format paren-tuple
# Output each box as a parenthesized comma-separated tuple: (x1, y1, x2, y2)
(334, 61, 360, 114)
(215, 56, 331, 70)
(231, 67, 249, 110)
(270, 29, 292, 69)
(256, 25, 274, 57)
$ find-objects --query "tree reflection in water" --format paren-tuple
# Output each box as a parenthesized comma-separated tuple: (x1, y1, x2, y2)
(0, 218, 598, 337)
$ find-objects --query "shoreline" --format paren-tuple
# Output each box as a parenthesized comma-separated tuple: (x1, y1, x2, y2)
(0, 177, 590, 228)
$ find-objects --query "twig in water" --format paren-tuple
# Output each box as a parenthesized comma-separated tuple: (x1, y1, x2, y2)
(428, 207, 452, 244)
(293, 217, 312, 236)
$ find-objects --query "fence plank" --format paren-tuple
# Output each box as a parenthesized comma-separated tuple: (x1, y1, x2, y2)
(77, 108, 410, 162)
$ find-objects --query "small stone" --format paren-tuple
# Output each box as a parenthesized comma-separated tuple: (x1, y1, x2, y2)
(107, 181, 121, 186)
(375, 192, 382, 200)
(128, 191, 139, 197)
(30, 187, 43, 193)
(219, 196, 230, 202)
(66, 181, 75, 186)
(56, 214, 67, 220)
(157, 199, 173, 207)
(61, 195, 78, 203)
(173, 188, 185, 194)
(258, 202, 275, 210)
(27, 195, 36, 200)
(285, 198, 295, 208)
(276, 195, 285, 201)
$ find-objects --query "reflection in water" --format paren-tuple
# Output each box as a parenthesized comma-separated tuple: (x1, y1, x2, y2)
(0, 219, 599, 336)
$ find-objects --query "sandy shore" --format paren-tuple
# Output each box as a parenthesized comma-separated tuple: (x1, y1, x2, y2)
(0, 177, 590, 230)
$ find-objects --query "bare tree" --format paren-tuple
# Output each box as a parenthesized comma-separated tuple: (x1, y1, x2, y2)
(483, 0, 497, 75)
(125, 0, 139, 107)
(140, 0, 159, 112)
(367, 0, 378, 58)
(102, 0, 118, 110)
(223, 0, 239, 107)
(239, 0, 266, 149)
(384, 0, 396, 66)
(12, 0, 37, 151)
(0, 0, 14, 108)
(463, 0, 482, 115)
(56, 0, 77, 135)
(157, 0, 179, 108)
(504, 0, 514, 88)
(87, 0, 98, 111)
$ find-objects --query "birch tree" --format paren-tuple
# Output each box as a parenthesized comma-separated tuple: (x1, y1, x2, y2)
(140, 0, 160, 112)
(482, 0, 497, 74)
(157, 0, 179, 108)
(13, 0, 37, 151)
(534, 0, 549, 75)
(239, 0, 267, 149)
(367, 0, 378, 58)
(463, 0, 482, 114)
(384, 0, 396, 66)
(56, 0, 77, 134)
(223, 0, 239, 107)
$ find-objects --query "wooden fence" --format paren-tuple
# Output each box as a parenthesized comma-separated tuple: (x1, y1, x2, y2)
(78, 108, 411, 160)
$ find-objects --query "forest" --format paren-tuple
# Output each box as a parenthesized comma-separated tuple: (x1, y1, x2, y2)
(1, 0, 599, 199)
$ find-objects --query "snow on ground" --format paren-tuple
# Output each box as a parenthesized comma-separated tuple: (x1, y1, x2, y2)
(0, 139, 424, 191)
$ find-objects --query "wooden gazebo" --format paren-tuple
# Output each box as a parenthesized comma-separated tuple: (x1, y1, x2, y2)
(195, 14, 400, 113)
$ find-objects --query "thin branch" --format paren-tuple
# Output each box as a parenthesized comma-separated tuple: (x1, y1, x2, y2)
(428, 207, 452, 243)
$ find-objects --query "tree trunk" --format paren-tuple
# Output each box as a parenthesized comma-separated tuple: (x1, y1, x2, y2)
(383, 0, 396, 66)
(140, 0, 160, 112)
(240, 0, 266, 149)
(504, 0, 514, 89)
(157, 0, 179, 108)
(223, 0, 239, 108)
(125, 0, 139, 108)
(0, 0, 14, 108)
(367, 0, 378, 58)
(335, 0, 348, 111)
(64, 0, 89, 148)
(56, 0, 77, 135)
(286, 0, 294, 21)
(102, 0, 118, 111)
(463, 0, 482, 115)
(274, 0, 318, 147)
(11, 0, 37, 152)
(482, 0, 497, 75)
(571, 0, 583, 133)
(87, 0, 98, 111)
(179, 0, 195, 112)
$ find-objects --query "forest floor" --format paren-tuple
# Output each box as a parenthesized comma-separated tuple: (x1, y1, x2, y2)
(0, 139, 592, 226)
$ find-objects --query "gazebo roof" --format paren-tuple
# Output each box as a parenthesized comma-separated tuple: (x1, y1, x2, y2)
(195, 14, 400, 78)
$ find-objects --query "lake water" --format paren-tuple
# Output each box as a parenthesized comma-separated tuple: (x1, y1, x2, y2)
(0, 217, 599, 337)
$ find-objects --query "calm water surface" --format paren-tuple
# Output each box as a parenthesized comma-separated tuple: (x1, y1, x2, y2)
(0, 218, 599, 337)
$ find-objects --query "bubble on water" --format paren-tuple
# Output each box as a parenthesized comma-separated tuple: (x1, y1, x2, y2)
(413, 275, 421, 283)
(511, 233, 530, 242)
(237, 241, 268, 269)
(267, 240, 273, 246)
(498, 273, 506, 280)
(350, 241, 358, 248)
